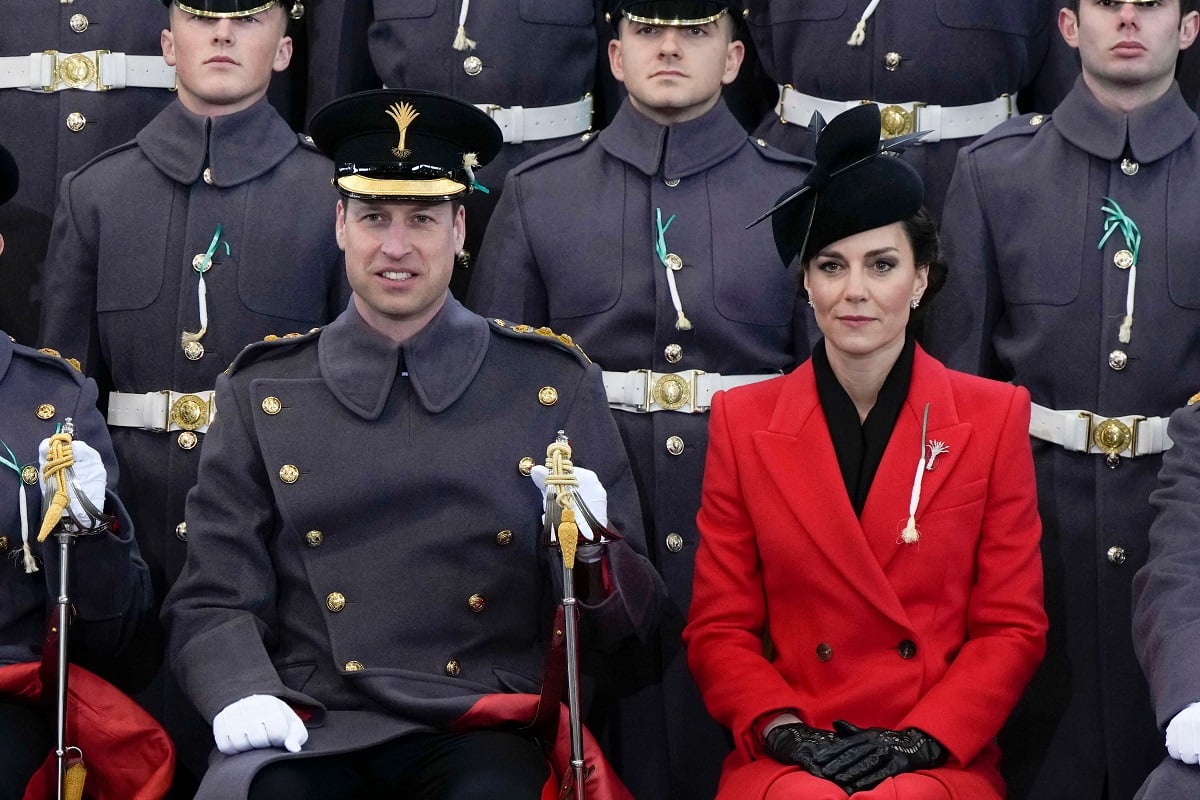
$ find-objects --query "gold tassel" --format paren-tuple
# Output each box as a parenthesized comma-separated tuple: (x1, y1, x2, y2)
(64, 759, 87, 800)
(38, 431, 74, 542)
(558, 506, 579, 570)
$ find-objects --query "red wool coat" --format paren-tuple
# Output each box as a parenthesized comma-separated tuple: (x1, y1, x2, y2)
(684, 346, 1047, 799)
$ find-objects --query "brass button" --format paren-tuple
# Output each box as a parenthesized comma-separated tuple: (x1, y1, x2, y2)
(66, 112, 86, 132)
(755, 138, 767, 147)
(580, 131, 593, 142)
(183, 340, 205, 360)
(1107, 546, 1127, 566)
(1108, 350, 1128, 371)
(305, 530, 324, 548)
(445, 660, 461, 677)
(0, 536, 8, 553)
(518, 456, 535, 476)
(192, 253, 211, 272)
(816, 642, 832, 662)
(69, 13, 89, 32)
(665, 532, 684, 553)
(664, 343, 683, 364)
(1113, 249, 1134, 270)
(1029, 114, 1044, 127)
(664, 177, 680, 187)
(884, 51, 902, 71)
(664, 253, 683, 271)
(175, 522, 188, 542)
(665, 435, 685, 456)
(898, 639, 917, 659)
(36, 404, 55, 420)
(177, 431, 198, 450)
(21, 465, 39, 485)
(262, 396, 282, 415)
(496, 529, 514, 546)
(326, 592, 346, 612)
(538, 386, 558, 406)
(468, 594, 486, 613)
(203, 167, 214, 185)
(344, 660, 364, 672)
(279, 464, 300, 484)
(463, 56, 483, 76)
(1121, 158, 1139, 176)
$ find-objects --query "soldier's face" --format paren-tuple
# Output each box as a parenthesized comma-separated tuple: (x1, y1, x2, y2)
(608, 18, 744, 126)
(336, 198, 465, 344)
(161, 7, 292, 117)
(1061, 1, 1198, 100)
(803, 222, 928, 368)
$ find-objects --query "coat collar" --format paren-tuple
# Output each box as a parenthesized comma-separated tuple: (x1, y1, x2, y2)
(0, 333, 12, 383)
(599, 97, 746, 179)
(137, 98, 299, 188)
(752, 345, 973, 629)
(1053, 77, 1197, 163)
(318, 295, 489, 420)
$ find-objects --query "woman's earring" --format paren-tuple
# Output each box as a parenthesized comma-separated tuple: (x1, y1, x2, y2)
(807, 298, 815, 308)
(910, 298, 920, 310)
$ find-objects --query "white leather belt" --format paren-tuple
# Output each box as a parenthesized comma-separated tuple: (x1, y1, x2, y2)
(602, 370, 776, 414)
(1029, 402, 1172, 463)
(0, 51, 176, 92)
(475, 95, 592, 144)
(776, 85, 1015, 143)
(107, 390, 216, 433)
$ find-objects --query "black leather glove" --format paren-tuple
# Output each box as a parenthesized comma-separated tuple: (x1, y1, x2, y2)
(814, 720, 947, 793)
(764, 721, 840, 775)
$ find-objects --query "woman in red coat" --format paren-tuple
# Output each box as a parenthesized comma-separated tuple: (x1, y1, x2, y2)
(683, 105, 1047, 800)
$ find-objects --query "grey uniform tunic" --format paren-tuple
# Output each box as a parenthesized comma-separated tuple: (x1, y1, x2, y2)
(0, 3, 173, 345)
(162, 296, 664, 799)
(925, 79, 1200, 800)
(0, 334, 147, 668)
(743, 0, 1076, 217)
(1132, 401, 1200, 800)
(468, 97, 811, 800)
(304, 0, 608, 297)
(37, 96, 346, 779)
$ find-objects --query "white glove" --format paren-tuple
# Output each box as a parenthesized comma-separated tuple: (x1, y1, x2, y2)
(1166, 701, 1200, 764)
(212, 694, 308, 755)
(38, 438, 106, 523)
(530, 464, 608, 541)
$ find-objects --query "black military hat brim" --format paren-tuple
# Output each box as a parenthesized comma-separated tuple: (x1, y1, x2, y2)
(309, 89, 503, 202)
(610, 0, 735, 26)
(0, 144, 18, 207)
(164, 0, 278, 15)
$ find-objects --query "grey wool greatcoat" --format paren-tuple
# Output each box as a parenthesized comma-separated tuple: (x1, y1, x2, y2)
(1132, 401, 1200, 800)
(924, 79, 1200, 800)
(467, 97, 811, 800)
(161, 296, 664, 799)
(0, 2, 173, 345)
(37, 96, 346, 778)
(742, 0, 1076, 217)
(0, 333, 148, 669)
(303, 0, 609, 296)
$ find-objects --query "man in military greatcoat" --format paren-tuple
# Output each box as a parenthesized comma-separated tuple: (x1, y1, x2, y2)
(925, 2, 1200, 798)
(161, 88, 663, 800)
(467, 2, 811, 797)
(36, 0, 346, 790)
(740, 0, 1078, 217)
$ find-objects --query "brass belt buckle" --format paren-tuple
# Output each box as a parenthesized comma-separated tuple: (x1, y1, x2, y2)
(170, 394, 210, 432)
(653, 373, 691, 412)
(878, 102, 923, 139)
(1092, 416, 1132, 469)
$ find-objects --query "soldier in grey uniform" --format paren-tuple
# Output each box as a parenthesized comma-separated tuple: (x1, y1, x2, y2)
(0, 143, 152, 797)
(36, 0, 346, 790)
(1132, 396, 1200, 799)
(0, 1, 174, 345)
(304, 0, 609, 298)
(742, 0, 1078, 217)
(467, 2, 810, 797)
(161, 88, 664, 800)
(924, 2, 1200, 798)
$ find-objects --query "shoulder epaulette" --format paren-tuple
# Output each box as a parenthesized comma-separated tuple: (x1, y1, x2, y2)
(967, 112, 1050, 150)
(747, 136, 813, 168)
(12, 344, 86, 382)
(487, 319, 592, 366)
(508, 131, 598, 176)
(298, 133, 320, 152)
(225, 327, 323, 375)
(1187, 390, 1200, 407)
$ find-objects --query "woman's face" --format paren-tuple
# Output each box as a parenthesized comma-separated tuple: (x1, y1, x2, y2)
(803, 221, 929, 363)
